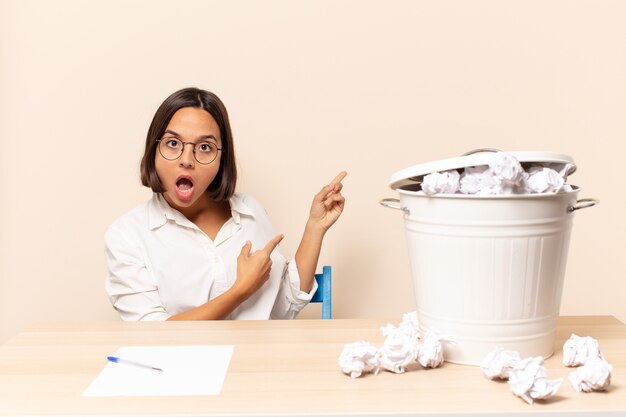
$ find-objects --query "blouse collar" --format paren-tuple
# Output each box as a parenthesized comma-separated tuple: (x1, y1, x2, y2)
(148, 192, 254, 230)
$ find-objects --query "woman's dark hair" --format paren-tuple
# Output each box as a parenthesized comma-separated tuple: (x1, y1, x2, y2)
(140, 87, 237, 202)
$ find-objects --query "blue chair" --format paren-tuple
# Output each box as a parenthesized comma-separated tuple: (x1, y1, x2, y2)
(311, 265, 332, 320)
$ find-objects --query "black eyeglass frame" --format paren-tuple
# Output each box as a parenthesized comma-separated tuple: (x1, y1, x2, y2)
(156, 138, 222, 165)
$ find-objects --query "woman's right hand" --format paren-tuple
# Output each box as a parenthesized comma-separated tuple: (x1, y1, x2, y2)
(232, 234, 284, 300)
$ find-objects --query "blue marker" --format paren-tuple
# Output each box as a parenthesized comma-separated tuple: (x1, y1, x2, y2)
(107, 356, 163, 372)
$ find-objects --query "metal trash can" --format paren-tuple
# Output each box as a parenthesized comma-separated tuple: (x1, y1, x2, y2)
(381, 151, 597, 365)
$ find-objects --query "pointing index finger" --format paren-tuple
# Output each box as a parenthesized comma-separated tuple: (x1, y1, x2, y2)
(263, 234, 284, 254)
(330, 171, 348, 186)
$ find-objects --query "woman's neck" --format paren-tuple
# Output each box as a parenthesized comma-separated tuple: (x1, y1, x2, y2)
(164, 192, 213, 221)
(184, 195, 232, 240)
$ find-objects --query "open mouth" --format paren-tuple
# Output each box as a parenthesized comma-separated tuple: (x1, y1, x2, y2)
(175, 176, 194, 201)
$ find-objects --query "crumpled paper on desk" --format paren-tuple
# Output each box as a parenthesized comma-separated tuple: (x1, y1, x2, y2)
(379, 312, 421, 374)
(508, 357, 562, 404)
(480, 347, 521, 380)
(379, 324, 417, 374)
(340, 312, 451, 377)
(563, 333, 612, 392)
(338, 341, 380, 378)
(399, 311, 420, 339)
(416, 330, 445, 368)
(569, 356, 612, 392)
(563, 333, 603, 367)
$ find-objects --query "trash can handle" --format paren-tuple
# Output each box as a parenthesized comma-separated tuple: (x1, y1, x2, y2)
(462, 148, 503, 156)
(568, 198, 599, 212)
(379, 198, 409, 214)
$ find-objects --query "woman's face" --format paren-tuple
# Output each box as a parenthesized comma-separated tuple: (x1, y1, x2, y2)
(155, 107, 222, 215)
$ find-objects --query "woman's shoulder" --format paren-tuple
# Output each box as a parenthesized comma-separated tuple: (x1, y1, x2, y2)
(233, 192, 261, 208)
(231, 192, 270, 217)
(105, 197, 155, 240)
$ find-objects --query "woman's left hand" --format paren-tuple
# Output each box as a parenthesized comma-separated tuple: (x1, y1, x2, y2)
(308, 171, 347, 233)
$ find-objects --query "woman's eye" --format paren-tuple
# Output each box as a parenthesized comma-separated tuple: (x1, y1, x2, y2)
(197, 143, 214, 153)
(166, 139, 181, 149)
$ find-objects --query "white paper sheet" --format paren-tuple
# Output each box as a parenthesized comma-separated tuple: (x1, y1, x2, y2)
(83, 345, 234, 397)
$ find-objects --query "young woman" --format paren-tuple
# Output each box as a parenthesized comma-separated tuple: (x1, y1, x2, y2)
(105, 87, 346, 321)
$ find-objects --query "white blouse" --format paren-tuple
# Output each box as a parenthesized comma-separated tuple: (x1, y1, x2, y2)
(105, 193, 317, 321)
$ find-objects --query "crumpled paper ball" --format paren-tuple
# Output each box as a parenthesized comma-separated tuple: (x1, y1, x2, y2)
(489, 152, 526, 193)
(480, 347, 521, 380)
(379, 321, 419, 374)
(459, 165, 499, 194)
(569, 356, 612, 393)
(508, 357, 562, 404)
(422, 170, 460, 195)
(338, 340, 380, 378)
(416, 330, 445, 368)
(399, 311, 419, 340)
(524, 167, 565, 193)
(423, 152, 572, 196)
(562, 333, 603, 367)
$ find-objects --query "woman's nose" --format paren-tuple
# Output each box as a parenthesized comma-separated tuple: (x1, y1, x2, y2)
(179, 143, 195, 168)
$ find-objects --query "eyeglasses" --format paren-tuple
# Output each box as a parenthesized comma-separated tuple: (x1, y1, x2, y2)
(157, 137, 222, 165)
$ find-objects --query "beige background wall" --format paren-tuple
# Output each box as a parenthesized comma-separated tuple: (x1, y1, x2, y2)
(1, 0, 624, 342)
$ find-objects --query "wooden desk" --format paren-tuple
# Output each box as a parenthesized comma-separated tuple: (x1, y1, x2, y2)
(0, 316, 624, 416)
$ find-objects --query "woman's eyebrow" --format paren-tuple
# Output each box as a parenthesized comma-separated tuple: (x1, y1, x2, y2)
(163, 129, 181, 137)
(196, 134, 218, 141)
(163, 130, 217, 142)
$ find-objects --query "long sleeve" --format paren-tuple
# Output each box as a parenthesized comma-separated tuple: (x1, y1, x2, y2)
(105, 223, 171, 321)
(270, 258, 318, 319)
